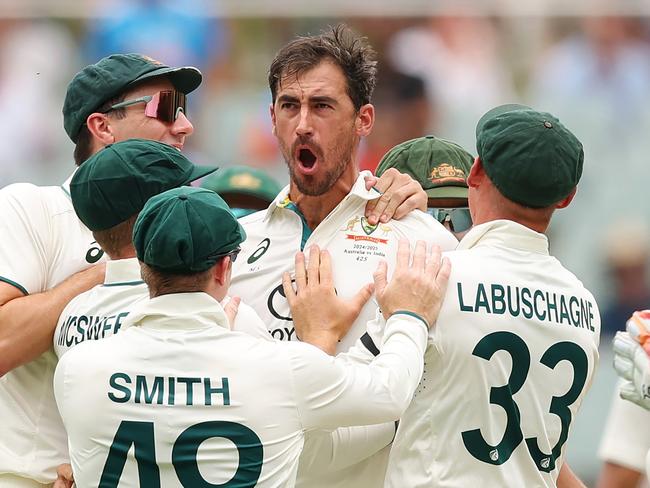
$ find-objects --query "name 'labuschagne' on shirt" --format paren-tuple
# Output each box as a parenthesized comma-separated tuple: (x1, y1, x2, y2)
(108, 373, 231, 406)
(456, 282, 596, 331)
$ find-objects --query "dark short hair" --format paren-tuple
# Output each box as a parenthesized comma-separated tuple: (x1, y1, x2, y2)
(268, 24, 378, 111)
(73, 94, 127, 166)
(140, 262, 213, 298)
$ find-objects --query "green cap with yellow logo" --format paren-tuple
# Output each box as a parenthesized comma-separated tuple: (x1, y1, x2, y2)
(134, 186, 246, 273)
(200, 165, 282, 204)
(71, 139, 217, 231)
(63, 53, 202, 142)
(376, 136, 474, 200)
(476, 103, 584, 208)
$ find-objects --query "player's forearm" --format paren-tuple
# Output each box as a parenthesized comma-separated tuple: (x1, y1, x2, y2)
(0, 264, 104, 375)
(557, 463, 587, 488)
(595, 462, 642, 488)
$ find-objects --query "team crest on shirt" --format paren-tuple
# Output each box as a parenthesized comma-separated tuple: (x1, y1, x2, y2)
(340, 216, 390, 245)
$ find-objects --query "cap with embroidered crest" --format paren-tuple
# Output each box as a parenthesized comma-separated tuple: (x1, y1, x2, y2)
(376, 135, 474, 200)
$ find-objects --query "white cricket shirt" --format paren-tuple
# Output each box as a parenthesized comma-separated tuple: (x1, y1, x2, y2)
(230, 171, 458, 488)
(0, 175, 104, 483)
(54, 257, 270, 359)
(381, 220, 601, 488)
(54, 292, 428, 488)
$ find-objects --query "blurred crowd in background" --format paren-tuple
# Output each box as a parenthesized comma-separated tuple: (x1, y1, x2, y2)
(2, 0, 650, 484)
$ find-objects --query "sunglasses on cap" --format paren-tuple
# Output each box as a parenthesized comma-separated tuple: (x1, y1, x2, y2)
(427, 207, 473, 233)
(209, 247, 242, 264)
(103, 90, 187, 123)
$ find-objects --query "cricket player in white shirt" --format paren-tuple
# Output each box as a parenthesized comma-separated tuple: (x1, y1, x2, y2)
(54, 186, 451, 487)
(231, 25, 457, 487)
(375, 104, 600, 487)
(0, 54, 202, 487)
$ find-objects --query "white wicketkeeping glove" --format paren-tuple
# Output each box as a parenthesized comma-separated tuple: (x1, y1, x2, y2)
(614, 331, 650, 409)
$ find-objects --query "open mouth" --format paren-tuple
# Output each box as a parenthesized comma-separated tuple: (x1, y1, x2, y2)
(298, 148, 317, 169)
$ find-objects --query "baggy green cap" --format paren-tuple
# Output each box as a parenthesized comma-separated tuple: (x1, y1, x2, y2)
(133, 187, 246, 273)
(476, 103, 584, 208)
(70, 139, 217, 231)
(200, 165, 282, 203)
(63, 53, 202, 142)
(376, 135, 474, 200)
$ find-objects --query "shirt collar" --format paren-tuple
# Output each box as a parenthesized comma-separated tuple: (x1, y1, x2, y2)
(262, 171, 380, 222)
(103, 258, 143, 286)
(123, 292, 230, 331)
(457, 219, 549, 255)
(60, 170, 77, 199)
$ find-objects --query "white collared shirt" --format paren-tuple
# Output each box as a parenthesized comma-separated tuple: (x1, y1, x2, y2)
(0, 173, 105, 483)
(383, 220, 601, 488)
(231, 171, 457, 352)
(54, 293, 429, 488)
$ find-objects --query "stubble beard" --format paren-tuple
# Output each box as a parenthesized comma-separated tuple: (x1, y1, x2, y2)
(281, 133, 356, 197)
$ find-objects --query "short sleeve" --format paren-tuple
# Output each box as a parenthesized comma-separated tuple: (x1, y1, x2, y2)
(0, 183, 50, 295)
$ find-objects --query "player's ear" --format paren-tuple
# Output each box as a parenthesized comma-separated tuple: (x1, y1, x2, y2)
(270, 103, 277, 136)
(356, 103, 374, 137)
(555, 187, 577, 209)
(213, 257, 231, 286)
(86, 112, 115, 146)
(467, 157, 485, 188)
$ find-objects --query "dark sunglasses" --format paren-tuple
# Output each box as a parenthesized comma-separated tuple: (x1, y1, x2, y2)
(210, 247, 241, 264)
(103, 90, 187, 123)
(427, 207, 473, 233)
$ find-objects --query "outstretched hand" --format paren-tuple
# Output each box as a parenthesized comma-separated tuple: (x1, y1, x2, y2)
(283, 246, 374, 355)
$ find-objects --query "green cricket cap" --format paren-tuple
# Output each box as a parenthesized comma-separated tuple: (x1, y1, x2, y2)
(71, 139, 217, 231)
(376, 135, 474, 200)
(200, 165, 282, 203)
(476, 103, 584, 208)
(63, 53, 202, 142)
(133, 186, 246, 273)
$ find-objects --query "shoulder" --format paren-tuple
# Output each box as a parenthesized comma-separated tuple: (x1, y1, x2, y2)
(59, 285, 101, 319)
(238, 209, 268, 233)
(391, 210, 458, 251)
(0, 182, 69, 219)
(0, 182, 44, 209)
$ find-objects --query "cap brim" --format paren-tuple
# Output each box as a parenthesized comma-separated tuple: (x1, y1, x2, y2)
(131, 66, 202, 94)
(188, 164, 219, 183)
(476, 103, 532, 137)
(426, 186, 468, 199)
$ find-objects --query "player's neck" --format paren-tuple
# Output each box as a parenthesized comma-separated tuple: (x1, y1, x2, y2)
(289, 166, 358, 230)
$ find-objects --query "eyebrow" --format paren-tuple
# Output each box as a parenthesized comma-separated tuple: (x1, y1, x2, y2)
(277, 94, 299, 104)
(276, 94, 338, 106)
(310, 95, 337, 104)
